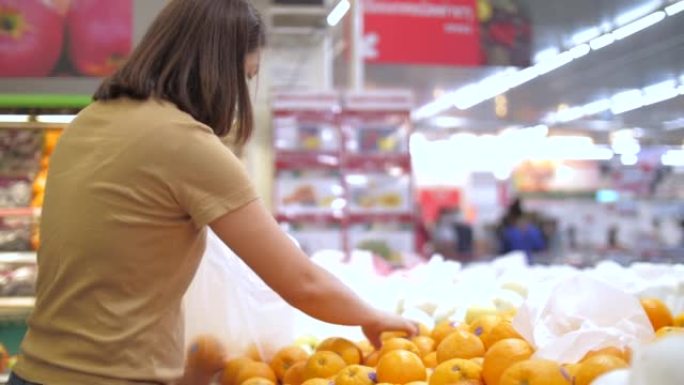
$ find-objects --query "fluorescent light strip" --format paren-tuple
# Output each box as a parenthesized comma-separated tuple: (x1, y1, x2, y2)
(612, 11, 666, 40)
(642, 80, 679, 105)
(413, 2, 678, 120)
(0, 114, 30, 123)
(614, 0, 662, 26)
(571, 27, 602, 45)
(666, 0, 684, 16)
(326, 0, 351, 27)
(36, 115, 76, 124)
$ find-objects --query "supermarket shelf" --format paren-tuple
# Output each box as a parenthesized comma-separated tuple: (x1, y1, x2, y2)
(0, 252, 36, 264)
(0, 207, 41, 218)
(0, 297, 35, 320)
(275, 151, 340, 170)
(342, 154, 412, 171)
(276, 212, 344, 223)
(348, 212, 416, 223)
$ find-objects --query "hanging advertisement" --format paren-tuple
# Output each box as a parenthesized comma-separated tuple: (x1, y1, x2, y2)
(363, 0, 532, 67)
(0, 0, 133, 78)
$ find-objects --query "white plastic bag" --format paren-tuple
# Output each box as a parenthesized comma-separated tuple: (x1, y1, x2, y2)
(512, 274, 654, 364)
(183, 230, 295, 361)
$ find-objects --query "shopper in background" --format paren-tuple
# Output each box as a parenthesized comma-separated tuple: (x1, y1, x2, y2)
(432, 207, 474, 262)
(498, 199, 546, 262)
(10, 1, 416, 385)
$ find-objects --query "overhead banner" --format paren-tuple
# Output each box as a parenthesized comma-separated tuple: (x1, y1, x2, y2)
(0, 0, 133, 78)
(363, 0, 532, 67)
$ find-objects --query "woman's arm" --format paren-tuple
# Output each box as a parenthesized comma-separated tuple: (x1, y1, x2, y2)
(209, 199, 416, 347)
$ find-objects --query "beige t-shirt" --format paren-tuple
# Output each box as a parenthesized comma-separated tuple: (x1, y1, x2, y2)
(14, 98, 258, 385)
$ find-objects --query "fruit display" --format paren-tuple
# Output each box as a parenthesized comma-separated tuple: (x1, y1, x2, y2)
(277, 171, 344, 214)
(347, 174, 411, 213)
(0, 0, 132, 77)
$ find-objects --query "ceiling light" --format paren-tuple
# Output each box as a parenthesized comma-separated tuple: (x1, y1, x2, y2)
(36, 115, 76, 124)
(556, 107, 585, 123)
(534, 47, 560, 63)
(665, 0, 684, 16)
(611, 89, 644, 115)
(569, 44, 591, 59)
(0, 114, 30, 123)
(589, 34, 616, 50)
(664, 117, 684, 131)
(535, 51, 575, 75)
(571, 27, 602, 45)
(430, 116, 466, 129)
(582, 99, 612, 116)
(612, 11, 666, 40)
(326, 0, 350, 27)
(620, 154, 639, 166)
(615, 1, 662, 26)
(642, 80, 679, 105)
(661, 149, 684, 166)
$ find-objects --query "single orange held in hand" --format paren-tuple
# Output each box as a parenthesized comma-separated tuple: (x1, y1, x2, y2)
(380, 338, 422, 358)
(411, 336, 436, 357)
(220, 357, 254, 385)
(574, 354, 628, 385)
(303, 351, 347, 380)
(187, 335, 226, 374)
(429, 358, 482, 385)
(640, 298, 674, 332)
(283, 361, 307, 385)
(498, 359, 570, 385)
(481, 319, 524, 350)
(376, 350, 427, 384)
(482, 339, 534, 385)
(271, 346, 310, 381)
(436, 330, 485, 363)
(318, 337, 363, 366)
(335, 365, 377, 385)
(235, 361, 277, 385)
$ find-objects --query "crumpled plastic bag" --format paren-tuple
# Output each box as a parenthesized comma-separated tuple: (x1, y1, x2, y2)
(512, 273, 654, 364)
(183, 230, 295, 361)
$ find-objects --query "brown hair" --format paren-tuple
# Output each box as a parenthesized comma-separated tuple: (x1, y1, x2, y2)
(94, 0, 265, 144)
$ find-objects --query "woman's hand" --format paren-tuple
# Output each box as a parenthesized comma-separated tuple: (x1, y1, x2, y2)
(362, 310, 418, 349)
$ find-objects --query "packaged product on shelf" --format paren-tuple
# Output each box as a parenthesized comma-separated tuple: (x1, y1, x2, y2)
(276, 170, 344, 215)
(274, 117, 339, 153)
(0, 129, 43, 176)
(279, 222, 343, 256)
(348, 222, 416, 266)
(347, 173, 412, 213)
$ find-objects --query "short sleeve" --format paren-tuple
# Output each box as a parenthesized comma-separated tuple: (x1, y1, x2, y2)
(164, 124, 259, 228)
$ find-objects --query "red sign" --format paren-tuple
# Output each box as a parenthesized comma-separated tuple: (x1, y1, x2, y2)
(363, 0, 481, 66)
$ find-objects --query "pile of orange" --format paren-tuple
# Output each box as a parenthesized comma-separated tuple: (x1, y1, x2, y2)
(186, 297, 684, 385)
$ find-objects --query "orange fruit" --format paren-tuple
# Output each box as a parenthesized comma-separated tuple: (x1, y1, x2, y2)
(241, 378, 276, 385)
(418, 324, 432, 337)
(301, 379, 331, 385)
(674, 312, 684, 327)
(429, 358, 482, 385)
(235, 361, 277, 385)
(482, 339, 534, 385)
(431, 321, 468, 346)
(581, 346, 629, 362)
(318, 337, 363, 366)
(382, 331, 409, 341)
(481, 320, 523, 350)
(335, 365, 376, 385)
(436, 330, 485, 363)
(246, 344, 265, 362)
(470, 357, 484, 367)
(364, 351, 381, 367)
(406, 382, 428, 385)
(640, 298, 674, 332)
(283, 362, 307, 385)
(574, 355, 628, 385)
(411, 336, 436, 357)
(271, 346, 310, 381)
(303, 351, 347, 380)
(376, 350, 426, 384)
(380, 338, 422, 358)
(561, 363, 581, 383)
(221, 357, 255, 385)
(187, 335, 226, 373)
(469, 315, 500, 344)
(357, 340, 375, 356)
(498, 359, 570, 385)
(655, 326, 684, 338)
(422, 352, 438, 369)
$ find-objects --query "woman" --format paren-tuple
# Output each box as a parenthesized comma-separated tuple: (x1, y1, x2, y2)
(10, 1, 416, 384)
